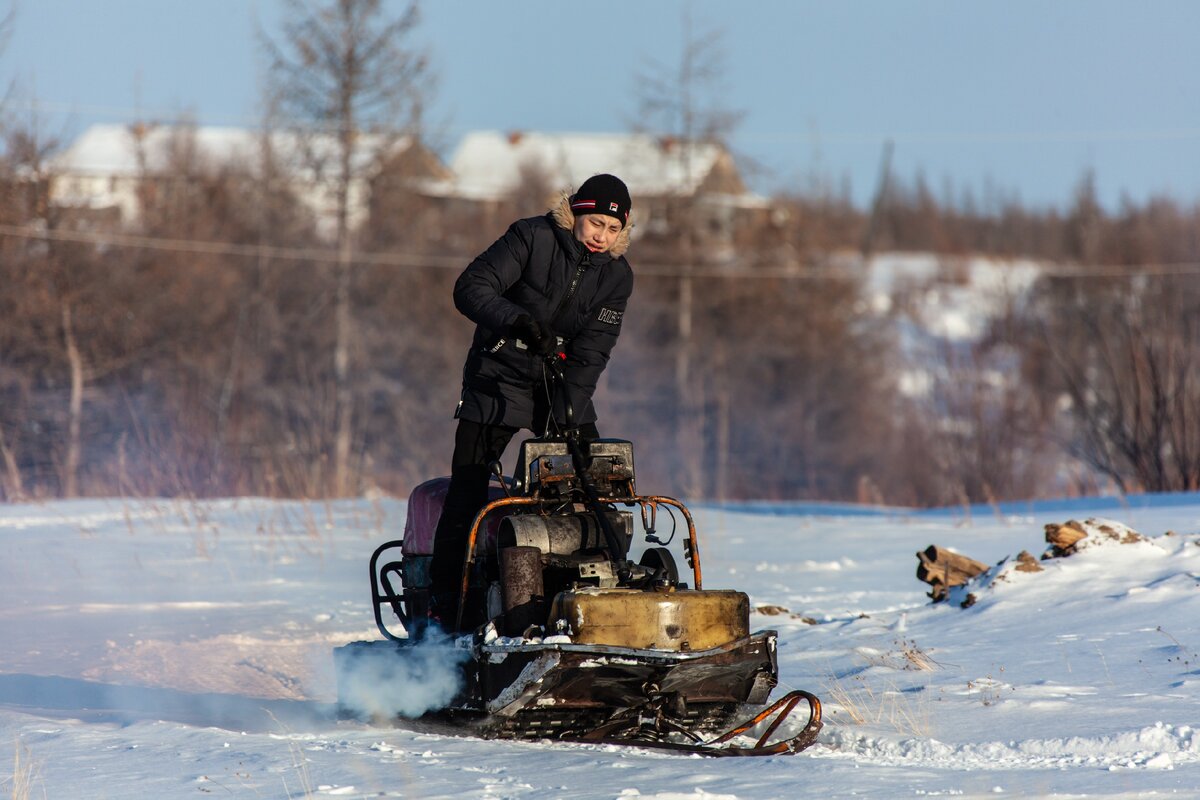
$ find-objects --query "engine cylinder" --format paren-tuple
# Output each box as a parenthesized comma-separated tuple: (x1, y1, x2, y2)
(498, 512, 632, 555)
(500, 545, 546, 636)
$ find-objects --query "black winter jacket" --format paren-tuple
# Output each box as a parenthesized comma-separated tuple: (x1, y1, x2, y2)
(452, 203, 634, 430)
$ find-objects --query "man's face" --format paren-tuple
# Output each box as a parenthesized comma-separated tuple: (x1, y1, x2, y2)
(573, 213, 623, 254)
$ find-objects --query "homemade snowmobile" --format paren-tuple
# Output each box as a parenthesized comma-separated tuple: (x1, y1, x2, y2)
(334, 364, 822, 757)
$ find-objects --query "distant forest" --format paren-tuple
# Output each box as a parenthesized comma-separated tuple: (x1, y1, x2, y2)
(5, 134, 1200, 506)
(3, 1, 1200, 506)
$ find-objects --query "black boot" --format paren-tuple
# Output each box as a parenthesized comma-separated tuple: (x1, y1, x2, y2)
(405, 588, 433, 640)
(429, 592, 461, 634)
(430, 470, 487, 634)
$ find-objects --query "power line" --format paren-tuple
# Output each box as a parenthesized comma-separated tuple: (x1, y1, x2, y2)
(742, 128, 1200, 146)
(0, 223, 464, 268)
(3, 223, 1200, 280)
(16, 96, 1200, 147)
(0, 222, 863, 278)
(5, 98, 424, 140)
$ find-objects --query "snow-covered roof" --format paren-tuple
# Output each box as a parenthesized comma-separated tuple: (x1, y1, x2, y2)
(436, 130, 743, 201)
(51, 123, 411, 179)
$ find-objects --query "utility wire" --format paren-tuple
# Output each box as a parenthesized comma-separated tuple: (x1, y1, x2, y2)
(0, 223, 464, 268)
(3, 222, 1200, 280)
(742, 128, 1200, 146)
(16, 97, 1200, 145)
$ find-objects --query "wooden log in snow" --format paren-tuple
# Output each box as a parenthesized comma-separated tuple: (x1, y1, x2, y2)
(915, 545, 988, 602)
(1014, 550, 1044, 573)
(1044, 520, 1088, 556)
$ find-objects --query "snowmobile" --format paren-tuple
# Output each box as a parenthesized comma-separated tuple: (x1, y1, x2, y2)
(333, 360, 822, 757)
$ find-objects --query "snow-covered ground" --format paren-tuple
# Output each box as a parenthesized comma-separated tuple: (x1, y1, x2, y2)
(2, 492, 1199, 798)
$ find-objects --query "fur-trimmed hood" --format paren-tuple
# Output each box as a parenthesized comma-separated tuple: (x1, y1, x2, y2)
(549, 191, 632, 258)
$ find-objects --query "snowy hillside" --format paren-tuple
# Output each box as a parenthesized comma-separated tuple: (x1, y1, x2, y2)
(1, 494, 1199, 798)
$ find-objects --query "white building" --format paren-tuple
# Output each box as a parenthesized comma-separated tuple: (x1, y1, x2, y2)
(428, 131, 766, 247)
(49, 125, 765, 254)
(49, 123, 441, 239)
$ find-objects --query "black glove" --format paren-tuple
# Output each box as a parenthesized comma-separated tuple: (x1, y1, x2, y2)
(508, 314, 557, 356)
(508, 314, 544, 346)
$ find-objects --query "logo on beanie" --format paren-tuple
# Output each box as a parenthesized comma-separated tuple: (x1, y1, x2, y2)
(609, 202, 619, 212)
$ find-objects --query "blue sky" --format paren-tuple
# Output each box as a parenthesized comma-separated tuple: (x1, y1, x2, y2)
(6, 0, 1199, 210)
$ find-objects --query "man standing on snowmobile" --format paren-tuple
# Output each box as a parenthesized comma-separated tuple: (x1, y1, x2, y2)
(428, 174, 635, 630)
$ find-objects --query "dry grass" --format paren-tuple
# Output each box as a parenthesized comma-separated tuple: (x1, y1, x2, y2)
(6, 738, 42, 800)
(822, 674, 871, 725)
(965, 670, 1009, 706)
(897, 639, 940, 671)
(859, 638, 942, 672)
(114, 492, 370, 571)
(281, 736, 316, 800)
(266, 711, 316, 800)
(821, 673, 932, 737)
(822, 638, 940, 737)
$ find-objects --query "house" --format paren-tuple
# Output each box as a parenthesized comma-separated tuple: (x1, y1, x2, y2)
(427, 130, 769, 260)
(49, 123, 449, 239)
(49, 125, 766, 258)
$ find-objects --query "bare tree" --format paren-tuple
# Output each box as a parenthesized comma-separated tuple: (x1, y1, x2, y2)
(1028, 268, 1200, 493)
(3, 122, 88, 495)
(0, 3, 15, 113)
(632, 6, 742, 152)
(262, 0, 431, 496)
(630, 7, 743, 498)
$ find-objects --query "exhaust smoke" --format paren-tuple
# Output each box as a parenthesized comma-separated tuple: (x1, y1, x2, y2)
(335, 629, 470, 720)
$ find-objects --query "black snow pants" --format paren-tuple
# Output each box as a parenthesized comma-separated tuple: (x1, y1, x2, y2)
(429, 416, 598, 629)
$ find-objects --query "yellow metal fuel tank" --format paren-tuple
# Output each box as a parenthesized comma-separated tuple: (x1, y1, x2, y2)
(549, 587, 750, 651)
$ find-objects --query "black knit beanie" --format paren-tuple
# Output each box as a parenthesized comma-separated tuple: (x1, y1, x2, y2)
(570, 174, 631, 228)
